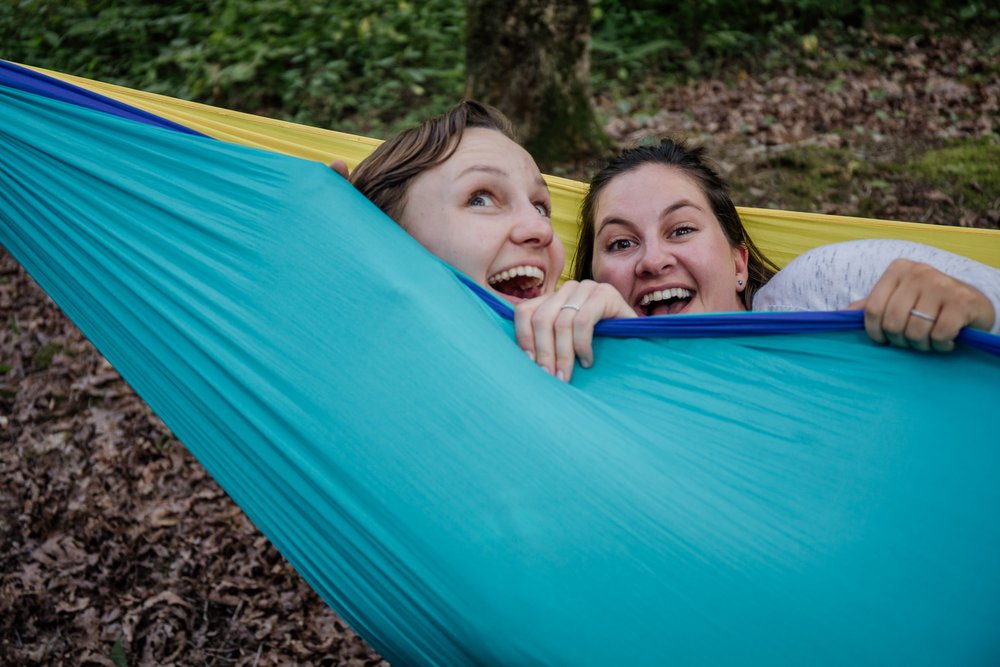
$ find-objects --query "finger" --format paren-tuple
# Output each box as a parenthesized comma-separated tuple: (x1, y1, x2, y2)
(929, 301, 967, 353)
(553, 282, 602, 381)
(572, 313, 596, 371)
(881, 289, 922, 350)
(328, 159, 350, 179)
(571, 282, 627, 370)
(514, 299, 542, 362)
(872, 261, 932, 349)
(860, 269, 900, 345)
(903, 303, 940, 352)
(932, 338, 956, 353)
(921, 268, 994, 351)
(553, 282, 598, 382)
(532, 281, 579, 376)
(846, 298, 866, 311)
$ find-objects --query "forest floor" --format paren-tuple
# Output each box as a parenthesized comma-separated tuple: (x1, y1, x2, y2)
(1, 25, 998, 667)
(587, 29, 999, 229)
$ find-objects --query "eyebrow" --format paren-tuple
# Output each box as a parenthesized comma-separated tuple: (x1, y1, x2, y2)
(456, 164, 508, 179)
(597, 199, 704, 232)
(455, 165, 550, 195)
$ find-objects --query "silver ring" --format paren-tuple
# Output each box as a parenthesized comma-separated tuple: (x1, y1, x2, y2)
(560, 304, 581, 312)
(910, 308, 936, 322)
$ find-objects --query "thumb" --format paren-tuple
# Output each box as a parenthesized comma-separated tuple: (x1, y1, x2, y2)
(846, 298, 867, 311)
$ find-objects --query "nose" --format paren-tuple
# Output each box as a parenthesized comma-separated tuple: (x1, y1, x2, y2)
(509, 203, 555, 247)
(635, 239, 674, 276)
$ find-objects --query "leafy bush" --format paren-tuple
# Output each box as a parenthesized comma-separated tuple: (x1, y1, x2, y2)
(3, 0, 996, 136)
(1, 0, 466, 135)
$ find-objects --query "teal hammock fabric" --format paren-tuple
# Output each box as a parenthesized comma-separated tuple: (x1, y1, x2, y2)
(2, 83, 1000, 665)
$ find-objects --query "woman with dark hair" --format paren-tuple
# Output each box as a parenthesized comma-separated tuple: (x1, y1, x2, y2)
(516, 139, 999, 382)
(573, 140, 778, 308)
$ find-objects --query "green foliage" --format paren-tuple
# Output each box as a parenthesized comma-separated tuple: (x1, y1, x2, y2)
(109, 639, 129, 667)
(0, 0, 466, 136)
(590, 0, 1000, 87)
(2, 0, 997, 138)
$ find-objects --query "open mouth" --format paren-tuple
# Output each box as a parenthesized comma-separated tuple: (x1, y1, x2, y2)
(488, 265, 546, 301)
(638, 287, 693, 316)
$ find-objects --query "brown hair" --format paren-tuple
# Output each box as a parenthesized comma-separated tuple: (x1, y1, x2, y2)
(574, 139, 778, 308)
(350, 100, 515, 225)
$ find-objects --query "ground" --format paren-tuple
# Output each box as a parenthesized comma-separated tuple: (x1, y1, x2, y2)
(1, 26, 997, 666)
(589, 31, 998, 229)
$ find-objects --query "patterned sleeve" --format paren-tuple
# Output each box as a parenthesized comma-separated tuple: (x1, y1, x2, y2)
(752, 239, 1000, 334)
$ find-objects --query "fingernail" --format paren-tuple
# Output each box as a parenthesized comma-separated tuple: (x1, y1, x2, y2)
(581, 358, 592, 369)
(525, 350, 535, 362)
(556, 370, 566, 382)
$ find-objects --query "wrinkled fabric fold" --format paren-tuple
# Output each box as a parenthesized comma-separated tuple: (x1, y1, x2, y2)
(2, 78, 1000, 666)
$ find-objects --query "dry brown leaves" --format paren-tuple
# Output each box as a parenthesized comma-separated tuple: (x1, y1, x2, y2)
(602, 33, 996, 148)
(0, 250, 387, 665)
(597, 31, 999, 228)
(2, 27, 997, 666)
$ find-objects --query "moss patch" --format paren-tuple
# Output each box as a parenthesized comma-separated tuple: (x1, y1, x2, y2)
(32, 343, 62, 372)
(725, 137, 999, 227)
(731, 144, 890, 216)
(904, 140, 1000, 211)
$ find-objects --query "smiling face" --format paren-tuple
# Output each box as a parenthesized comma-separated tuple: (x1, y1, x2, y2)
(399, 127, 565, 304)
(590, 163, 749, 316)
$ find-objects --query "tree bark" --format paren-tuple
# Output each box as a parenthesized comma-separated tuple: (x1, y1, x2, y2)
(465, 0, 607, 168)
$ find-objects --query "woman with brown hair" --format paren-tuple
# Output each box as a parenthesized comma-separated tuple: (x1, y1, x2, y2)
(348, 100, 565, 306)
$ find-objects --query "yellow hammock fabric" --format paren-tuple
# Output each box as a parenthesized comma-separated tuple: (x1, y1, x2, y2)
(26, 64, 1000, 273)
(5, 63, 1000, 666)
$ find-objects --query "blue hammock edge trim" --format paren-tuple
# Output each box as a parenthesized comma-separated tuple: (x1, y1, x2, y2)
(7, 58, 997, 358)
(0, 59, 208, 137)
(457, 274, 1000, 355)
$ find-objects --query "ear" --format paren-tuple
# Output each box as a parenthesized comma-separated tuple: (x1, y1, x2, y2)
(733, 243, 750, 292)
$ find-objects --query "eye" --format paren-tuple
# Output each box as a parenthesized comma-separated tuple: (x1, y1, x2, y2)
(534, 202, 551, 217)
(606, 238, 635, 252)
(469, 191, 496, 208)
(670, 225, 696, 238)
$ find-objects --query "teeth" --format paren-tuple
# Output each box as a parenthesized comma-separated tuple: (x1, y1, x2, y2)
(488, 265, 545, 285)
(639, 287, 692, 307)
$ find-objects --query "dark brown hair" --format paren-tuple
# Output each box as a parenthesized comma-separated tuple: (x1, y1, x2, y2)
(350, 100, 515, 225)
(574, 139, 778, 308)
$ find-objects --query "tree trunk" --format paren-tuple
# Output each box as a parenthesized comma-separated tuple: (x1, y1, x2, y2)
(465, 0, 607, 169)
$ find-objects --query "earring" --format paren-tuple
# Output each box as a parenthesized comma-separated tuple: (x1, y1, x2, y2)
(737, 279, 744, 287)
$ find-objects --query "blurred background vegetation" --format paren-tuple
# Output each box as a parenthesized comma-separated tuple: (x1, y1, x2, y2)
(2, 0, 998, 225)
(1, 5, 998, 664)
(2, 0, 995, 135)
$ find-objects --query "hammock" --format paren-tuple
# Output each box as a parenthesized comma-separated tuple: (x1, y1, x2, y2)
(2, 62, 999, 665)
(16, 63, 1000, 273)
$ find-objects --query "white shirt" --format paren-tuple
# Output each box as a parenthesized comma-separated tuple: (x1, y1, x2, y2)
(753, 239, 1000, 335)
